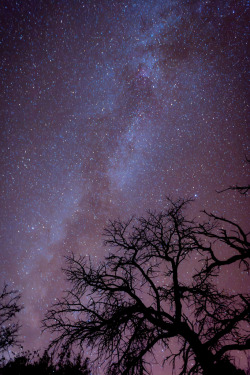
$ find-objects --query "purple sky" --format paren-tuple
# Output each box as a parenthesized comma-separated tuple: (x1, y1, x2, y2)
(1, 0, 249, 373)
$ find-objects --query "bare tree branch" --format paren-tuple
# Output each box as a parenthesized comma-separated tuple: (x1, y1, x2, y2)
(217, 156, 250, 195)
(0, 284, 22, 354)
(43, 199, 249, 375)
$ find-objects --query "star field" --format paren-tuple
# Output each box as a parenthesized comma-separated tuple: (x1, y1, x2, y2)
(0, 0, 249, 373)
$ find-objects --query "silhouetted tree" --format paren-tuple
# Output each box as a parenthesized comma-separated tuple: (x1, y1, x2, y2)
(0, 349, 90, 375)
(0, 284, 22, 355)
(44, 198, 249, 375)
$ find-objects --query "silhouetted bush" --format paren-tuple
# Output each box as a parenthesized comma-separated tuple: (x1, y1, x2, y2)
(0, 350, 90, 375)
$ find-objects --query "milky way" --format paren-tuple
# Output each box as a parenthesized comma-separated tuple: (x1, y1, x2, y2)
(1, 0, 249, 373)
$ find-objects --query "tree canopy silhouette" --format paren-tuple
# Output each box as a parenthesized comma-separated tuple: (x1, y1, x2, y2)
(44, 198, 249, 375)
(0, 350, 90, 375)
(0, 284, 22, 355)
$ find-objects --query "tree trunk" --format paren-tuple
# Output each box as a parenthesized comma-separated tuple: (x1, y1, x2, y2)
(178, 322, 245, 375)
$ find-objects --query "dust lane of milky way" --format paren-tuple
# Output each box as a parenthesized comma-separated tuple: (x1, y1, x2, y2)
(0, 0, 249, 373)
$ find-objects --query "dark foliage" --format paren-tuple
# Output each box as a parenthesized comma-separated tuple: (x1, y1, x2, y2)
(0, 350, 90, 375)
(0, 284, 22, 354)
(44, 198, 249, 375)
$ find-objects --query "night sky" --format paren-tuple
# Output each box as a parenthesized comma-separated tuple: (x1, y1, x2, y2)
(1, 0, 249, 373)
